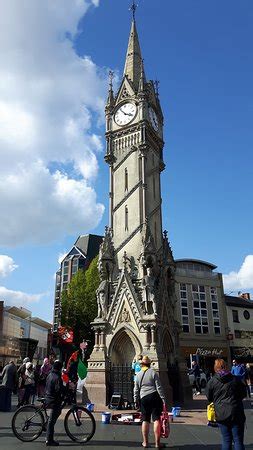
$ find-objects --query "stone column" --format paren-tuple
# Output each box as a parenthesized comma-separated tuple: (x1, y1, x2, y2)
(143, 325, 150, 351)
(94, 329, 100, 351)
(150, 325, 157, 350)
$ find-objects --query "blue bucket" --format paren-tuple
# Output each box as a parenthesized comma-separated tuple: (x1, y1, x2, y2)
(172, 407, 181, 417)
(86, 403, 94, 412)
(101, 412, 111, 424)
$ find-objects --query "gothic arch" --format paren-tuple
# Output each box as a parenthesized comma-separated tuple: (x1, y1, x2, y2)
(108, 325, 142, 364)
(161, 329, 174, 360)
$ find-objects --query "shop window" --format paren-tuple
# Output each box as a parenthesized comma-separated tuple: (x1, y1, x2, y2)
(232, 310, 239, 323)
(235, 330, 242, 339)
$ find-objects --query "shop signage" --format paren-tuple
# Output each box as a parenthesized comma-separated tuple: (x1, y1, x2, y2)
(196, 347, 223, 357)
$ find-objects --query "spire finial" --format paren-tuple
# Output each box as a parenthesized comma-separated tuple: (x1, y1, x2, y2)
(129, 0, 138, 21)
(109, 70, 114, 90)
(154, 80, 160, 97)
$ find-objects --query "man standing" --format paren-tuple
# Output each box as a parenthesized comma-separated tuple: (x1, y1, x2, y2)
(0, 360, 17, 411)
(231, 360, 246, 380)
(44, 360, 64, 447)
(189, 361, 201, 395)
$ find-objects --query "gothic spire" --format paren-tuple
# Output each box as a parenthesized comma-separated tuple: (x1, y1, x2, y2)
(106, 70, 114, 108)
(123, 19, 145, 92)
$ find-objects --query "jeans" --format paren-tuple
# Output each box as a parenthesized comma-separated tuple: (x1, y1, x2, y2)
(46, 405, 62, 442)
(218, 421, 245, 450)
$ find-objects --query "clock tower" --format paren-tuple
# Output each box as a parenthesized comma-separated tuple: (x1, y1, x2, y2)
(86, 11, 187, 409)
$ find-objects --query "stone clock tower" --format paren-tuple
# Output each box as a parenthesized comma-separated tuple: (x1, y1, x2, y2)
(86, 13, 186, 408)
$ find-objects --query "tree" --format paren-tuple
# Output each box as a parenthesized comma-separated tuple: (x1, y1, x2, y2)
(61, 256, 100, 351)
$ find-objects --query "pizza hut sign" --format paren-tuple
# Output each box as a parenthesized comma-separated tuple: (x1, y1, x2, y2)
(196, 347, 223, 357)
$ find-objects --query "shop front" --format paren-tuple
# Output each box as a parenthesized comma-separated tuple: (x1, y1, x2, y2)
(181, 345, 229, 373)
(230, 346, 253, 364)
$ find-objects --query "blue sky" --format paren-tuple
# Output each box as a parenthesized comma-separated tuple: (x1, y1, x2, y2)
(0, 0, 252, 322)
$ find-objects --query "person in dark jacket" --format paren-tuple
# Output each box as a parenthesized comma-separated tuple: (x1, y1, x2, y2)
(206, 358, 247, 450)
(0, 361, 17, 411)
(189, 361, 201, 395)
(44, 360, 64, 447)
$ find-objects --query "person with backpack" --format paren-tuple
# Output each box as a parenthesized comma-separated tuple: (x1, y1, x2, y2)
(206, 358, 247, 450)
(133, 355, 166, 449)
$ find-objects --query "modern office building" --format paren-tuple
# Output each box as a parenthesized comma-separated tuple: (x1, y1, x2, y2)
(175, 259, 231, 371)
(0, 301, 51, 366)
(53, 234, 103, 332)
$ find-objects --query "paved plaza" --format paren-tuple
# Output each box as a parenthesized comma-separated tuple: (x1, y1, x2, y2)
(0, 396, 252, 449)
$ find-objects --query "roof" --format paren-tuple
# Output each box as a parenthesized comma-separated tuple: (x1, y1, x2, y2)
(75, 234, 103, 262)
(4, 306, 31, 319)
(30, 317, 52, 329)
(225, 295, 253, 309)
(175, 259, 217, 270)
(123, 20, 144, 91)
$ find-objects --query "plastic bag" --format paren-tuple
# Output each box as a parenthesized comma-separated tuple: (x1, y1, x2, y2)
(160, 403, 170, 439)
(207, 402, 216, 422)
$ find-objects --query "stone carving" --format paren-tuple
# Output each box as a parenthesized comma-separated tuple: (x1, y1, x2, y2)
(121, 86, 130, 99)
(119, 307, 131, 323)
(142, 267, 157, 316)
(98, 226, 115, 281)
(96, 280, 109, 320)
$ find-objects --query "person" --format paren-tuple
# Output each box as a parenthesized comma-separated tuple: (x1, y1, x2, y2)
(132, 354, 143, 382)
(231, 360, 246, 380)
(17, 357, 30, 407)
(134, 355, 166, 449)
(44, 360, 64, 447)
(206, 358, 247, 450)
(189, 360, 201, 395)
(245, 363, 252, 397)
(23, 362, 35, 404)
(0, 360, 17, 411)
(38, 358, 52, 397)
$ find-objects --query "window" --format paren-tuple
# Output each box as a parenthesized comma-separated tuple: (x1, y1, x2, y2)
(232, 310, 239, 323)
(235, 330, 242, 339)
(192, 284, 209, 334)
(180, 284, 189, 333)
(210, 287, 220, 335)
(125, 206, 129, 231)
(244, 310, 250, 320)
(71, 257, 79, 276)
(125, 168, 128, 192)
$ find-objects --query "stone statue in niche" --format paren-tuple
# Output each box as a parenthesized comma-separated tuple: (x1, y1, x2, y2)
(119, 307, 131, 323)
(142, 267, 157, 315)
(96, 280, 109, 320)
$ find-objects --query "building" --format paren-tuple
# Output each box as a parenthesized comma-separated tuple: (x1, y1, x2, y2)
(175, 259, 230, 371)
(53, 234, 103, 332)
(0, 301, 51, 367)
(86, 12, 187, 409)
(225, 293, 253, 363)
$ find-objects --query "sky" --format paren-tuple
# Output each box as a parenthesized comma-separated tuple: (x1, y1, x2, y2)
(0, 0, 252, 322)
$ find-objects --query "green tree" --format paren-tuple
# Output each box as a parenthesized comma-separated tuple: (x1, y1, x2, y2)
(61, 256, 100, 349)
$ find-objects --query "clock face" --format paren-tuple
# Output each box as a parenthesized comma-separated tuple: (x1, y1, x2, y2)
(149, 107, 159, 131)
(114, 102, 137, 126)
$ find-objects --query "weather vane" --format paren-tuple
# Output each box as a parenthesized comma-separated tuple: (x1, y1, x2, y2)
(130, 0, 138, 20)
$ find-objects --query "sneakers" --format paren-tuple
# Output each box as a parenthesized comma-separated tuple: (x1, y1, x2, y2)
(196, 391, 201, 396)
(45, 441, 59, 446)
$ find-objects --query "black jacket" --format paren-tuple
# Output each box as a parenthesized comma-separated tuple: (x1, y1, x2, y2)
(206, 372, 246, 423)
(44, 369, 64, 407)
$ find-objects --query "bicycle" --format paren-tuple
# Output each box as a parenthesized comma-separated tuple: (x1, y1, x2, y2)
(11, 394, 96, 443)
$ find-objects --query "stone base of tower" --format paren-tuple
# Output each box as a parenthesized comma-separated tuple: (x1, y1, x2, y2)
(85, 354, 109, 411)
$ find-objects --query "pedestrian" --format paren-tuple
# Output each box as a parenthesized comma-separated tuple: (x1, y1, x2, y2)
(23, 362, 35, 404)
(0, 360, 17, 411)
(132, 354, 143, 381)
(38, 358, 52, 397)
(44, 359, 64, 447)
(17, 357, 30, 407)
(231, 359, 246, 381)
(189, 360, 201, 395)
(206, 358, 247, 450)
(134, 355, 166, 449)
(245, 363, 252, 398)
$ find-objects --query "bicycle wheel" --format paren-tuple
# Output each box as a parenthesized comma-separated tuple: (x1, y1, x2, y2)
(12, 405, 45, 442)
(64, 406, 96, 443)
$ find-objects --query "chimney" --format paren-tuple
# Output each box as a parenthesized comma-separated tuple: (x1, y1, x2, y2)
(240, 293, 251, 300)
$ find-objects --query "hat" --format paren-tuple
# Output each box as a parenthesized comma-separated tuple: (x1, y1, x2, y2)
(23, 357, 30, 364)
(141, 355, 151, 366)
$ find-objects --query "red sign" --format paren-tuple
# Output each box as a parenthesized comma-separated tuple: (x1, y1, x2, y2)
(58, 326, 73, 343)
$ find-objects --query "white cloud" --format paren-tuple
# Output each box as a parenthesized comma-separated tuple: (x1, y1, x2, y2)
(0, 255, 18, 277)
(58, 252, 68, 265)
(223, 255, 253, 293)
(0, 286, 45, 307)
(0, 0, 107, 246)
